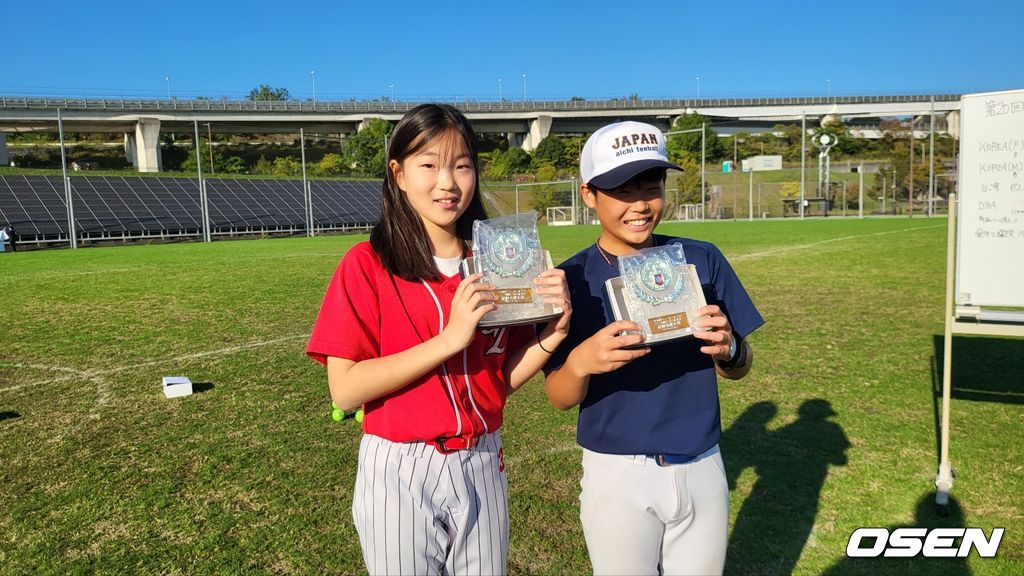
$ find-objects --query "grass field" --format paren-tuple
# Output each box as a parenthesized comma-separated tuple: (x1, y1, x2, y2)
(1, 217, 1021, 575)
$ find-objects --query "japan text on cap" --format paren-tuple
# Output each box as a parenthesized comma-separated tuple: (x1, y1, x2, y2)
(579, 121, 682, 189)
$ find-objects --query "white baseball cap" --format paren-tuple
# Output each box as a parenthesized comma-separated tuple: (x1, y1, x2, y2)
(579, 120, 682, 189)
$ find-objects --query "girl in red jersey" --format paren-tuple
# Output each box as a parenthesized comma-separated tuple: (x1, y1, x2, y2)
(307, 103, 570, 576)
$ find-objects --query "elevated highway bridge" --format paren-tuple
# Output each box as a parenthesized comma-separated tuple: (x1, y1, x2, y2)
(0, 94, 962, 172)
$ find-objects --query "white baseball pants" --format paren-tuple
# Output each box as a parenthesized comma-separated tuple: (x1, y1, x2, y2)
(353, 432, 508, 575)
(579, 444, 729, 575)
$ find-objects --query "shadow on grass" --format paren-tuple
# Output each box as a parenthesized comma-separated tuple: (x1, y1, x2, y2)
(722, 399, 850, 576)
(193, 382, 215, 394)
(0, 411, 21, 423)
(932, 334, 1024, 405)
(821, 492, 971, 576)
(931, 335, 1024, 464)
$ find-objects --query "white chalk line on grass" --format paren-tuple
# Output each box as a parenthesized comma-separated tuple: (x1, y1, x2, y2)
(98, 333, 310, 377)
(731, 224, 944, 263)
(0, 363, 89, 394)
(245, 252, 345, 261)
(11, 267, 146, 281)
(0, 334, 309, 443)
(11, 252, 345, 282)
(0, 334, 309, 393)
(0, 363, 110, 442)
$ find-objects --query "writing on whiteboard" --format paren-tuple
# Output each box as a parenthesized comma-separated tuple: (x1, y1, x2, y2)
(985, 100, 1024, 117)
(978, 138, 1024, 153)
(975, 229, 1019, 239)
(978, 215, 1018, 224)
(978, 162, 1022, 174)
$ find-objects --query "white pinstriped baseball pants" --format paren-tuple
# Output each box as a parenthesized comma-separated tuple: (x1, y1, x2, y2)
(579, 444, 729, 575)
(353, 432, 508, 576)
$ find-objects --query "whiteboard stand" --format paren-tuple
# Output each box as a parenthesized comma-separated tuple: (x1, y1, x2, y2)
(938, 88, 1024, 506)
(938, 194, 1024, 506)
(937, 193, 957, 506)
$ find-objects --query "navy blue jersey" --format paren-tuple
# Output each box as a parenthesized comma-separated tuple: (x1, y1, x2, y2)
(545, 235, 764, 456)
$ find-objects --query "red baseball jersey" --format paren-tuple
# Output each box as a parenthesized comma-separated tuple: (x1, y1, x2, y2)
(307, 241, 531, 445)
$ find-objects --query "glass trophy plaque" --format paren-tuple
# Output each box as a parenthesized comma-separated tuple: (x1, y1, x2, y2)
(604, 244, 707, 347)
(460, 211, 562, 327)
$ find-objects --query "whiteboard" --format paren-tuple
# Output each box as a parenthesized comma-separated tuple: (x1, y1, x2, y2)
(955, 89, 1024, 308)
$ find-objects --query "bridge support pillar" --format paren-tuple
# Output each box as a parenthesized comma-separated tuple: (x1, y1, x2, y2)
(946, 111, 960, 140)
(0, 133, 8, 166)
(124, 133, 136, 166)
(506, 132, 524, 149)
(132, 118, 162, 173)
(521, 115, 552, 152)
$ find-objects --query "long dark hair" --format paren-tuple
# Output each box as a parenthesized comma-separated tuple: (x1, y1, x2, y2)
(369, 103, 487, 281)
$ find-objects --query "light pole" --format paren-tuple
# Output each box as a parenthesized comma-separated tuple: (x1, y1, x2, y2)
(747, 167, 754, 221)
(389, 84, 394, 101)
(164, 75, 171, 99)
(310, 70, 316, 104)
(909, 123, 914, 217)
(800, 112, 806, 219)
(858, 162, 865, 219)
(695, 76, 701, 99)
(881, 174, 887, 214)
(206, 122, 215, 174)
(826, 79, 831, 99)
(812, 131, 838, 217)
(522, 73, 527, 103)
(498, 78, 502, 102)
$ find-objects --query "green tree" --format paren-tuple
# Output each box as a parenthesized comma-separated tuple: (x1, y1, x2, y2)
(775, 123, 809, 162)
(247, 85, 291, 101)
(220, 156, 246, 174)
(182, 141, 224, 173)
(671, 155, 703, 205)
(487, 147, 532, 179)
(530, 164, 560, 216)
(504, 147, 532, 174)
(778, 181, 800, 199)
(317, 153, 347, 175)
(666, 113, 725, 163)
(272, 156, 301, 176)
(561, 135, 586, 170)
(532, 136, 565, 169)
(342, 118, 392, 178)
(253, 155, 274, 175)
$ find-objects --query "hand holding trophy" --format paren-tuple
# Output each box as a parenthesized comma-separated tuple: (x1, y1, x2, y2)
(460, 211, 563, 327)
(605, 243, 708, 348)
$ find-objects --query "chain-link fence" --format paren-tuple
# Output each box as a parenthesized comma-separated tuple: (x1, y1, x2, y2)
(688, 168, 956, 220)
(480, 167, 955, 224)
(479, 179, 584, 222)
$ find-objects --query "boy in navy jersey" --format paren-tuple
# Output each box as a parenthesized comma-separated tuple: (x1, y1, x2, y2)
(543, 121, 763, 575)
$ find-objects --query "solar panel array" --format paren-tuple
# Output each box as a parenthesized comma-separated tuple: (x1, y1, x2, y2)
(0, 175, 382, 244)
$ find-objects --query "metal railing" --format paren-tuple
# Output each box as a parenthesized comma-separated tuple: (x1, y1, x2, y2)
(0, 93, 964, 114)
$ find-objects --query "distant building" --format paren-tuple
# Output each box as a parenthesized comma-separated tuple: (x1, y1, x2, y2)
(741, 155, 783, 172)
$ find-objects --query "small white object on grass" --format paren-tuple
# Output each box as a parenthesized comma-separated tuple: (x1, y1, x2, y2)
(162, 376, 193, 398)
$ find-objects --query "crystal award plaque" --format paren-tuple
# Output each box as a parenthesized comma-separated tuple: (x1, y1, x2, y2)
(460, 211, 563, 327)
(604, 244, 707, 347)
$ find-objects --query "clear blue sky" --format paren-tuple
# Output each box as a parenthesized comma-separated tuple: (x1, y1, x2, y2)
(4, 0, 1021, 101)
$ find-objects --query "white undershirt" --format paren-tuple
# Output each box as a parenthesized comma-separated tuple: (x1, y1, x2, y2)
(433, 255, 463, 277)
